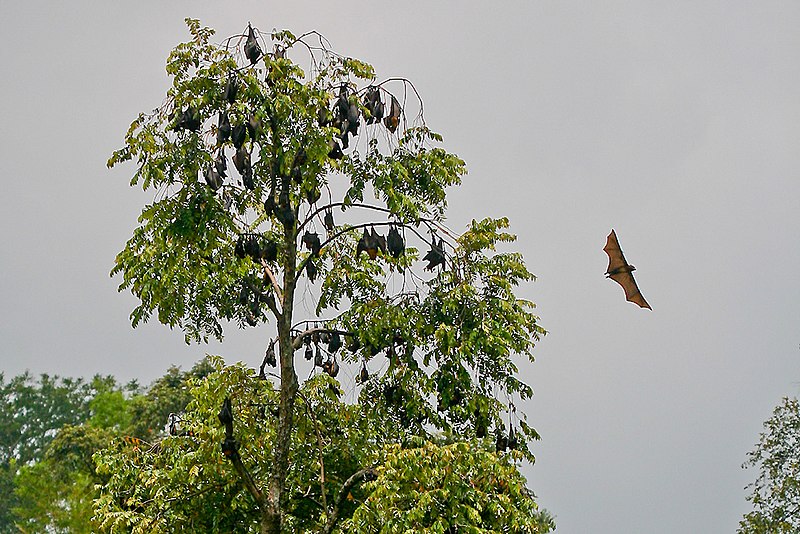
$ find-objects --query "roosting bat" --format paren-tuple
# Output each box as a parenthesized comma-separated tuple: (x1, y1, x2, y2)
(244, 24, 262, 64)
(603, 230, 651, 310)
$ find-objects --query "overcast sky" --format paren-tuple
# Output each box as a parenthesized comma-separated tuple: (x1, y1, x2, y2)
(1, 2, 798, 532)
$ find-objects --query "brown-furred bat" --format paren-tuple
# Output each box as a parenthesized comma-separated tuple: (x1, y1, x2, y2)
(603, 229, 651, 310)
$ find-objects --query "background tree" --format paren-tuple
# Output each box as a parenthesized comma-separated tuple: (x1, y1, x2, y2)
(739, 396, 800, 533)
(103, 19, 548, 533)
(0, 372, 101, 532)
(3, 359, 211, 533)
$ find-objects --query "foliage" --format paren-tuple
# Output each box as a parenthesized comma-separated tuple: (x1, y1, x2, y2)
(345, 440, 555, 533)
(94, 360, 553, 533)
(13, 425, 115, 533)
(739, 396, 800, 533)
(103, 18, 550, 533)
(0, 372, 134, 533)
(1, 360, 210, 533)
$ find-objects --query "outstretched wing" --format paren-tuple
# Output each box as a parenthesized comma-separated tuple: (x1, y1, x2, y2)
(608, 270, 651, 309)
(603, 230, 628, 275)
(604, 230, 651, 310)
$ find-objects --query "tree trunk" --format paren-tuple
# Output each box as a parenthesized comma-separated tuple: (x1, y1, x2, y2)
(262, 199, 299, 533)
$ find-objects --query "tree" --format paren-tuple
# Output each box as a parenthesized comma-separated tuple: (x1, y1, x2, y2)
(0, 371, 136, 533)
(0, 372, 96, 532)
(739, 396, 800, 533)
(102, 19, 549, 533)
(7, 358, 212, 533)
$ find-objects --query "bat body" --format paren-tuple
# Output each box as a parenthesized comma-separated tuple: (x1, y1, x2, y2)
(604, 230, 651, 309)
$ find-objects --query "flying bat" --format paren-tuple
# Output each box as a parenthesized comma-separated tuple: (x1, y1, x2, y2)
(603, 229, 651, 310)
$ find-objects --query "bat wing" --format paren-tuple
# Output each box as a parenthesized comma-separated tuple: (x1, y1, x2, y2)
(603, 230, 629, 275)
(608, 270, 651, 309)
(604, 230, 651, 310)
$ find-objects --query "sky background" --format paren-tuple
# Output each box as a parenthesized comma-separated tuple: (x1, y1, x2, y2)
(1, 1, 798, 532)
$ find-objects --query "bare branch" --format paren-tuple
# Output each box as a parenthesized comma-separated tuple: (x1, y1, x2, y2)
(261, 260, 284, 305)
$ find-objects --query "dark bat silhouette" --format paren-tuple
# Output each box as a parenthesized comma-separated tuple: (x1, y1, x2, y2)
(604, 229, 651, 310)
(173, 106, 201, 132)
(328, 139, 343, 160)
(302, 231, 321, 256)
(214, 150, 227, 178)
(423, 238, 446, 271)
(244, 24, 262, 64)
(327, 332, 342, 353)
(259, 339, 276, 378)
(323, 209, 335, 232)
(231, 123, 248, 149)
(204, 164, 223, 191)
(306, 259, 318, 283)
(218, 397, 234, 437)
(217, 112, 231, 145)
(224, 75, 238, 104)
(260, 238, 277, 262)
(387, 225, 405, 258)
(371, 228, 386, 257)
(323, 356, 340, 378)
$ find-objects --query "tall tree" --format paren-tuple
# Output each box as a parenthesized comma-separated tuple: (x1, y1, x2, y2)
(739, 396, 800, 533)
(104, 19, 548, 533)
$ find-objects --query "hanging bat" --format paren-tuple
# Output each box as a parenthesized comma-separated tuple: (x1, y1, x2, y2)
(214, 150, 227, 178)
(173, 106, 201, 132)
(247, 112, 262, 142)
(234, 234, 247, 259)
(423, 238, 446, 270)
(244, 24, 262, 64)
(604, 229, 651, 310)
(323, 356, 340, 378)
(259, 339, 276, 379)
(306, 259, 318, 283)
(218, 397, 234, 437)
(347, 99, 360, 136)
(495, 429, 508, 453)
(232, 123, 248, 149)
(328, 139, 344, 160)
(302, 231, 321, 256)
(370, 228, 386, 257)
(233, 146, 251, 177)
(363, 86, 383, 124)
(323, 209, 335, 232)
(224, 75, 238, 104)
(358, 361, 369, 383)
(217, 112, 231, 145)
(204, 164, 223, 191)
(327, 332, 342, 353)
(259, 238, 278, 262)
(383, 95, 401, 133)
(387, 225, 405, 258)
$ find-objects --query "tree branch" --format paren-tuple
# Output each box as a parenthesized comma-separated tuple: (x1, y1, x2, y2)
(230, 449, 265, 508)
(291, 327, 353, 350)
(261, 260, 284, 305)
(323, 467, 378, 534)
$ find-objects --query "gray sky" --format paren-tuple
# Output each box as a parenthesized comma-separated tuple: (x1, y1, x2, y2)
(1, 1, 798, 532)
